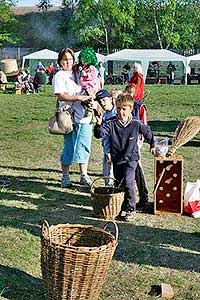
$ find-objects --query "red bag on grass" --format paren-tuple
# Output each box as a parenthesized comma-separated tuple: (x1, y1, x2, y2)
(184, 180, 200, 218)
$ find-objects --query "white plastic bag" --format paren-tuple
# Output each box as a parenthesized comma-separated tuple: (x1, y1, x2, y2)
(184, 180, 200, 218)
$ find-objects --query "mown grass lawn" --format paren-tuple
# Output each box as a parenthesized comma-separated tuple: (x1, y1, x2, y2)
(0, 84, 199, 300)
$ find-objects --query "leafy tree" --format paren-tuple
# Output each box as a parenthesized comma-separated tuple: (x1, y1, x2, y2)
(176, 1, 200, 49)
(134, 0, 200, 49)
(62, 0, 136, 54)
(0, 0, 17, 46)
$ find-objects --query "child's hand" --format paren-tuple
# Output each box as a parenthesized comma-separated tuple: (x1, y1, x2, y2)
(150, 147, 155, 155)
(95, 114, 102, 125)
(106, 153, 112, 164)
(81, 70, 87, 76)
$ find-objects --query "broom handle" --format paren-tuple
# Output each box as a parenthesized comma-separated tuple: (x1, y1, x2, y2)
(153, 168, 166, 194)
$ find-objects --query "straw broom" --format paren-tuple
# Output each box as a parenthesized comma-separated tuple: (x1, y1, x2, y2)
(167, 116, 200, 156)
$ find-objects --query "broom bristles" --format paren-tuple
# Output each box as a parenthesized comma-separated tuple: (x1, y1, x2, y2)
(168, 116, 200, 155)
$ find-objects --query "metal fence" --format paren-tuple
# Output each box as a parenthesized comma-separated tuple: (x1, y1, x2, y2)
(170, 48, 200, 57)
(0, 47, 33, 63)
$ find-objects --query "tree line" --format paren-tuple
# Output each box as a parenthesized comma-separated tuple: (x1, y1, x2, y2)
(1, 0, 200, 53)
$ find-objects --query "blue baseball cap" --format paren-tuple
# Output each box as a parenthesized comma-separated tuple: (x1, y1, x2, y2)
(95, 89, 110, 100)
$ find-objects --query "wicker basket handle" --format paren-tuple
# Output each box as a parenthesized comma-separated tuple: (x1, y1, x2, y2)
(102, 221, 118, 242)
(41, 220, 50, 240)
(90, 176, 121, 192)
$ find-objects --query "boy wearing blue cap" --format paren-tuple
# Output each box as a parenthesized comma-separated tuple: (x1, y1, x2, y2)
(94, 89, 117, 186)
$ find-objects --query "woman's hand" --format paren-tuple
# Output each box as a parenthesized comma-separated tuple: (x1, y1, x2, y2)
(77, 95, 91, 102)
(56, 93, 91, 103)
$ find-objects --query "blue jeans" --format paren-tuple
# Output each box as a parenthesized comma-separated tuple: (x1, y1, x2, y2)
(60, 123, 92, 165)
(103, 154, 114, 186)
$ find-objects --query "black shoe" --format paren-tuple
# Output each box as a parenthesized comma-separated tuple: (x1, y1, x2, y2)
(115, 212, 124, 221)
(136, 201, 148, 211)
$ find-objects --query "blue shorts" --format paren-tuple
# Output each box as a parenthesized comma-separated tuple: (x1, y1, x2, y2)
(60, 123, 92, 165)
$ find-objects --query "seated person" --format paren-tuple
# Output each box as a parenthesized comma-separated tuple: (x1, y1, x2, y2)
(0, 69, 8, 90)
(14, 71, 25, 91)
(23, 69, 35, 94)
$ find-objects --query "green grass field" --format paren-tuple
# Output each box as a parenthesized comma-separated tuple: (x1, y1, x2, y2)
(0, 84, 199, 300)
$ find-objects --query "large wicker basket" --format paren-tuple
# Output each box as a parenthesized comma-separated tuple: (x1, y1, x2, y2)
(90, 176, 124, 220)
(41, 220, 118, 300)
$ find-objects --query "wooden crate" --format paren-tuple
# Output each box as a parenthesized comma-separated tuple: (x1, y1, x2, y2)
(15, 87, 22, 95)
(154, 156, 183, 215)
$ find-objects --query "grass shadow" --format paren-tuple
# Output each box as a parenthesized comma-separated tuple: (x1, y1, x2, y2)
(148, 120, 179, 133)
(114, 222, 200, 273)
(0, 165, 101, 177)
(0, 264, 44, 300)
(148, 120, 200, 148)
(0, 172, 102, 236)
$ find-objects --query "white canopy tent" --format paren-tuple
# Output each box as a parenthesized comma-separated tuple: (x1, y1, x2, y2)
(22, 49, 106, 75)
(185, 53, 200, 84)
(22, 49, 59, 75)
(186, 53, 200, 69)
(105, 49, 187, 81)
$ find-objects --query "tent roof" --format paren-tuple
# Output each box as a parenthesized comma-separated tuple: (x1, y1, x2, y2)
(187, 53, 200, 60)
(186, 53, 200, 65)
(186, 53, 200, 68)
(105, 49, 186, 62)
(23, 49, 58, 60)
(75, 51, 106, 62)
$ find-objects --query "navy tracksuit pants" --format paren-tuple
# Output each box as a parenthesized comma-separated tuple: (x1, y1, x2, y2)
(135, 162, 149, 204)
(113, 160, 138, 212)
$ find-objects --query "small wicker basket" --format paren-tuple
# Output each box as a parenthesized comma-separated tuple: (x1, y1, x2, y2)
(90, 176, 124, 220)
(41, 220, 118, 300)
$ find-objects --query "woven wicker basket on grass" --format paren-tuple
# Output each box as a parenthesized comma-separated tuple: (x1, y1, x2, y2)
(41, 220, 118, 300)
(90, 176, 124, 220)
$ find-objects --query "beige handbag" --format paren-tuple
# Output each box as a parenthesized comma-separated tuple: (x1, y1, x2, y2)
(48, 102, 74, 135)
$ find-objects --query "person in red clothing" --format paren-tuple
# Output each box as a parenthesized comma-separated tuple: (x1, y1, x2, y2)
(47, 62, 54, 84)
(129, 63, 144, 101)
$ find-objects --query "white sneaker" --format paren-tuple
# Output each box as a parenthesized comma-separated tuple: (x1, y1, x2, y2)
(80, 174, 92, 186)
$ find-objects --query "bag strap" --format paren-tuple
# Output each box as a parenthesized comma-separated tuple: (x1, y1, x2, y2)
(73, 70, 79, 85)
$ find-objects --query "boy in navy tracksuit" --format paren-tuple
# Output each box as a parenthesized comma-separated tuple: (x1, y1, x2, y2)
(102, 93, 155, 222)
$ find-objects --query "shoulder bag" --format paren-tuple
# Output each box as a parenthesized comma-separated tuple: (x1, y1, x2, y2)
(48, 101, 74, 135)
